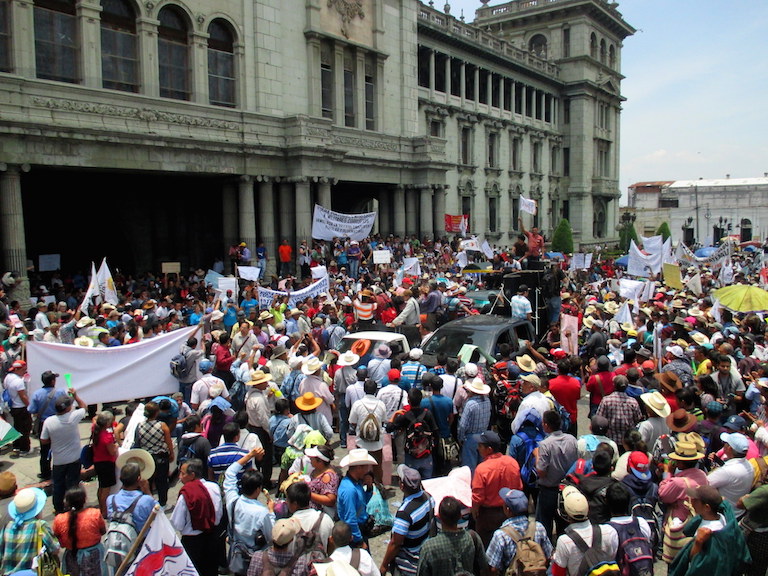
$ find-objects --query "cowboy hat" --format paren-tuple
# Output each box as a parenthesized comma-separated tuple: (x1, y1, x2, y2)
(210, 310, 224, 321)
(271, 344, 288, 358)
(520, 373, 541, 387)
(76, 316, 95, 329)
(116, 449, 156, 479)
(8, 488, 46, 524)
(336, 351, 360, 367)
(246, 370, 271, 386)
(690, 332, 709, 346)
(295, 392, 323, 412)
(517, 354, 537, 373)
(620, 321, 634, 332)
(74, 336, 94, 347)
(259, 311, 274, 321)
(657, 371, 683, 394)
(666, 408, 697, 432)
(603, 301, 619, 315)
(640, 390, 671, 417)
(668, 441, 704, 461)
(688, 307, 705, 319)
(463, 377, 491, 395)
(301, 357, 323, 375)
(373, 343, 392, 359)
(0, 471, 16, 498)
(584, 305, 597, 317)
(339, 448, 378, 468)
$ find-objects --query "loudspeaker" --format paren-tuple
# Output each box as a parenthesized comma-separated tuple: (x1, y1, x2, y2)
(502, 271, 549, 340)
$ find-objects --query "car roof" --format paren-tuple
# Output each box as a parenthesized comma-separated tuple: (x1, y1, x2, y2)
(342, 331, 406, 342)
(436, 315, 526, 330)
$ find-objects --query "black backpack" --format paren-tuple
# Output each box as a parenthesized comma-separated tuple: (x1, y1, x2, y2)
(405, 410, 433, 458)
(170, 351, 191, 380)
(608, 518, 654, 576)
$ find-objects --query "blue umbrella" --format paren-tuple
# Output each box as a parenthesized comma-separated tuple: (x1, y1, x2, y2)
(695, 246, 717, 258)
(545, 252, 564, 260)
(744, 245, 757, 253)
(615, 255, 629, 267)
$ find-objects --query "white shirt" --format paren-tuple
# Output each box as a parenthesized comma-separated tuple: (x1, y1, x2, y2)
(553, 520, 618, 576)
(3, 373, 27, 408)
(291, 508, 334, 553)
(171, 479, 223, 535)
(708, 457, 753, 509)
(190, 375, 228, 408)
(349, 395, 388, 451)
(377, 384, 407, 421)
(331, 545, 381, 576)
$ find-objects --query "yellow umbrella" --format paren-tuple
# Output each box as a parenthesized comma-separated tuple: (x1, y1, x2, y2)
(713, 284, 768, 312)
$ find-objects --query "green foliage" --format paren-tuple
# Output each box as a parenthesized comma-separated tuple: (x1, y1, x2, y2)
(656, 221, 672, 241)
(619, 222, 640, 252)
(551, 218, 574, 254)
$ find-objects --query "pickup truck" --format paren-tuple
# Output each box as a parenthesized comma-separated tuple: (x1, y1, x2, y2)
(336, 331, 411, 364)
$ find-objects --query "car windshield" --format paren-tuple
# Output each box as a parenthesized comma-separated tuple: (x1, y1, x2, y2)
(422, 328, 495, 358)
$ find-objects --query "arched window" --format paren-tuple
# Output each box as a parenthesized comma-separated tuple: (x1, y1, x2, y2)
(34, 0, 78, 83)
(529, 34, 547, 59)
(0, 0, 11, 72)
(741, 218, 753, 242)
(609, 44, 616, 68)
(599, 39, 606, 63)
(590, 33, 597, 59)
(101, 0, 138, 92)
(207, 19, 236, 107)
(158, 6, 189, 100)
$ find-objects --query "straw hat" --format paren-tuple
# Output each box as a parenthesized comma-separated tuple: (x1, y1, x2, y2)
(690, 332, 709, 346)
(74, 336, 94, 347)
(246, 370, 270, 386)
(339, 448, 378, 468)
(520, 373, 542, 387)
(76, 316, 95, 329)
(620, 321, 634, 332)
(8, 488, 46, 524)
(295, 392, 323, 412)
(301, 357, 323, 376)
(336, 351, 360, 367)
(116, 449, 156, 479)
(517, 354, 537, 373)
(668, 441, 703, 461)
(259, 311, 274, 321)
(640, 390, 671, 417)
(584, 305, 597, 316)
(463, 377, 491, 395)
(0, 471, 16, 498)
(603, 301, 619, 315)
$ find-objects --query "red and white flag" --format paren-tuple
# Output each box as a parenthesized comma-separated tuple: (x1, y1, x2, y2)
(124, 509, 199, 576)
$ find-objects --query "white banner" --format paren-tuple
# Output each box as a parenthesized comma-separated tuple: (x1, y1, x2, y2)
(26, 326, 199, 404)
(627, 240, 652, 278)
(80, 262, 100, 314)
(519, 196, 537, 215)
(402, 258, 421, 277)
(257, 275, 330, 310)
(311, 204, 376, 241)
(311, 265, 328, 280)
(481, 241, 494, 259)
(124, 506, 199, 576)
(619, 278, 645, 301)
(460, 237, 481, 251)
(237, 266, 261, 281)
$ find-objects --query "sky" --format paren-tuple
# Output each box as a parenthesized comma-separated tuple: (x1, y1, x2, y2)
(436, 0, 768, 202)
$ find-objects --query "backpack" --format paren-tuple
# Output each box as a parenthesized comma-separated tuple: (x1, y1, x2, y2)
(104, 495, 143, 567)
(566, 524, 621, 576)
(517, 428, 545, 489)
(564, 474, 616, 524)
(495, 376, 522, 420)
(608, 518, 654, 576)
(404, 410, 433, 458)
(628, 485, 661, 551)
(359, 404, 381, 443)
(548, 395, 572, 433)
(177, 436, 199, 466)
(170, 351, 191, 381)
(503, 521, 547, 576)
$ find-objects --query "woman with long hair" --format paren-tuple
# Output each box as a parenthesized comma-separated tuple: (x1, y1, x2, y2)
(53, 486, 107, 576)
(91, 411, 118, 517)
(135, 401, 174, 507)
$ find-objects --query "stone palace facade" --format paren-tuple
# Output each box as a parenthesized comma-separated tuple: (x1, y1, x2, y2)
(0, 0, 633, 288)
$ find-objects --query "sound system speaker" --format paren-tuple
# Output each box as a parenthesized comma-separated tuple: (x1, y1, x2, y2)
(502, 270, 549, 340)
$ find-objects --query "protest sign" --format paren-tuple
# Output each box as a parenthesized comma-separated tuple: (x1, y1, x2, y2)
(311, 205, 376, 241)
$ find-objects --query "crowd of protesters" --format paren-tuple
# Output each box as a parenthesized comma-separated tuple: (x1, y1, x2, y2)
(0, 232, 767, 576)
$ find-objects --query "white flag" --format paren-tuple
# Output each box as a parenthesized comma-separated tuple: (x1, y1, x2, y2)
(80, 262, 100, 315)
(460, 237, 481, 251)
(459, 216, 468, 235)
(686, 273, 703, 296)
(96, 258, 119, 305)
(615, 301, 633, 326)
(519, 196, 537, 215)
(236, 266, 261, 282)
(402, 257, 421, 277)
(124, 507, 199, 576)
(481, 241, 494, 259)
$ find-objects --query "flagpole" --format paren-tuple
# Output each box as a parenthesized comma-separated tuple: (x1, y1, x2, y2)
(115, 503, 161, 576)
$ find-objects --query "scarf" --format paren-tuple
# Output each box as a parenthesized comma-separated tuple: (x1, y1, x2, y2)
(179, 479, 216, 532)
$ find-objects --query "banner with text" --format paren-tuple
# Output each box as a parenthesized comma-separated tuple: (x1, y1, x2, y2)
(257, 275, 330, 309)
(444, 214, 469, 234)
(311, 205, 376, 241)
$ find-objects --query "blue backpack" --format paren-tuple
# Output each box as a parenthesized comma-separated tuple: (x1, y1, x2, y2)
(548, 395, 572, 432)
(518, 427, 545, 488)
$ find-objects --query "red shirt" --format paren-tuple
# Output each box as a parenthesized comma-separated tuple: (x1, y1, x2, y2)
(613, 362, 638, 377)
(586, 371, 615, 405)
(92, 427, 117, 463)
(471, 452, 522, 507)
(278, 244, 293, 263)
(548, 375, 582, 419)
(524, 230, 544, 257)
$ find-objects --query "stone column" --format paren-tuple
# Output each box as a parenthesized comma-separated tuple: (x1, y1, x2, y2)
(222, 183, 238, 272)
(473, 66, 480, 110)
(486, 72, 492, 107)
(318, 178, 332, 209)
(405, 187, 418, 237)
(238, 176, 256, 264)
(278, 180, 295, 252)
(77, 1, 103, 88)
(0, 164, 30, 301)
(11, 0, 36, 78)
(378, 191, 390, 236)
(433, 185, 446, 239)
(460, 62, 466, 106)
(428, 49, 435, 97)
(445, 56, 451, 96)
(137, 17, 160, 97)
(393, 185, 406, 238)
(295, 178, 313, 247)
(190, 31, 209, 104)
(419, 186, 433, 240)
(257, 177, 277, 277)
(498, 77, 505, 112)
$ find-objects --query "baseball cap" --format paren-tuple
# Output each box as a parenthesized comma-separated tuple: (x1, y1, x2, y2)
(10, 360, 26, 371)
(562, 485, 589, 520)
(272, 518, 301, 546)
(387, 369, 400, 382)
(641, 360, 655, 373)
(627, 451, 652, 481)
(666, 345, 685, 359)
(499, 488, 528, 515)
(55, 395, 73, 413)
(705, 401, 724, 415)
(590, 415, 610, 435)
(720, 432, 749, 455)
(723, 415, 746, 431)
(396, 464, 422, 490)
(41, 370, 59, 385)
(474, 430, 501, 449)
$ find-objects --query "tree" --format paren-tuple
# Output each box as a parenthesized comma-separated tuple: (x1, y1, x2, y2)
(619, 221, 639, 252)
(656, 221, 672, 241)
(551, 218, 574, 254)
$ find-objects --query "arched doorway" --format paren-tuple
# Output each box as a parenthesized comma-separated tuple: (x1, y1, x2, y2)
(741, 218, 752, 242)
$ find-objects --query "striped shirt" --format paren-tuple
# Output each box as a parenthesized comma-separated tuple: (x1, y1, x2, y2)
(208, 442, 249, 481)
(400, 360, 426, 389)
(392, 490, 434, 575)
(458, 395, 492, 442)
(510, 294, 532, 321)
(353, 299, 376, 321)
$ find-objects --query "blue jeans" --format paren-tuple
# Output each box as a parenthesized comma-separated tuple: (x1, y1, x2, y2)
(547, 296, 562, 325)
(404, 453, 433, 480)
(461, 434, 480, 475)
(338, 401, 350, 447)
(52, 460, 81, 513)
(348, 258, 360, 279)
